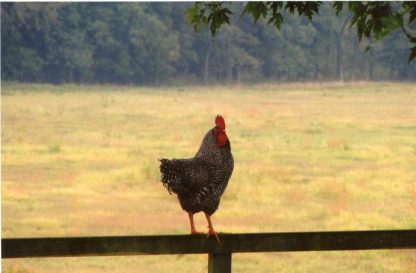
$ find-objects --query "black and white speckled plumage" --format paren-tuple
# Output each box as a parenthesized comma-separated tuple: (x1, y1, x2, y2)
(160, 127, 234, 216)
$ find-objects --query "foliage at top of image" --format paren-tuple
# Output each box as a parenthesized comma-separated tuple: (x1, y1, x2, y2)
(1, 2, 415, 85)
(187, 1, 416, 62)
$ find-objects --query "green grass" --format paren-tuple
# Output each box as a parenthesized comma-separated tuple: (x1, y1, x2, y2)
(2, 82, 416, 272)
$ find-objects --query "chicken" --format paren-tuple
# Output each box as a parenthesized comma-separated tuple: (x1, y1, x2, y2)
(159, 115, 234, 243)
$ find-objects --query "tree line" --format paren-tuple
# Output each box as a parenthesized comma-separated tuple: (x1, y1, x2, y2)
(1, 2, 415, 85)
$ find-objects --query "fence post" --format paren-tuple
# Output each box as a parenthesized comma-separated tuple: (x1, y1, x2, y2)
(208, 252, 231, 273)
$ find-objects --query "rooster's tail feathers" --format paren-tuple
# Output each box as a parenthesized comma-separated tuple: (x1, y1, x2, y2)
(159, 159, 184, 194)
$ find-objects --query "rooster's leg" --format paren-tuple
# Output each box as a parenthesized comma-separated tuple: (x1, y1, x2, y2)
(204, 213, 221, 244)
(188, 213, 203, 235)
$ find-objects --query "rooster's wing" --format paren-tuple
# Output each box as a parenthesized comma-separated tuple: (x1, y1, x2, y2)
(159, 158, 210, 195)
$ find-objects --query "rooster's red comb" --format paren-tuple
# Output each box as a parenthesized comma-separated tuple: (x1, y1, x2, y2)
(215, 115, 225, 129)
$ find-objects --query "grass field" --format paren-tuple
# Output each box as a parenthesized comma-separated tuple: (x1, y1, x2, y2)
(2, 82, 416, 272)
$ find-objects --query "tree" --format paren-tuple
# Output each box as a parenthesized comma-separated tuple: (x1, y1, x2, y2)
(46, 4, 93, 83)
(186, 1, 416, 62)
(1, 3, 61, 82)
(82, 3, 180, 84)
(1, 2, 414, 84)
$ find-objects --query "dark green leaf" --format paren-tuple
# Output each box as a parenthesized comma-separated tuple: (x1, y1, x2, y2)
(408, 45, 416, 63)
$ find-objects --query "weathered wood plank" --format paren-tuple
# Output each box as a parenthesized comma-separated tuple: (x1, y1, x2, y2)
(209, 252, 231, 273)
(2, 230, 416, 258)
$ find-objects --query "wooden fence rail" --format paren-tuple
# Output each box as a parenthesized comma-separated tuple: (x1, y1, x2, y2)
(3, 230, 416, 273)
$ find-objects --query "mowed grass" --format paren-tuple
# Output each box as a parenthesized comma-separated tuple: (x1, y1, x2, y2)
(2, 82, 416, 272)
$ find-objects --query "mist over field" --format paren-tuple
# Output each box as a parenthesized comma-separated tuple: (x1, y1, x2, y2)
(1, 2, 415, 85)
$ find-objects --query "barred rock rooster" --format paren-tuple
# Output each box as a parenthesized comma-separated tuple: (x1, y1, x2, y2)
(159, 115, 234, 243)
